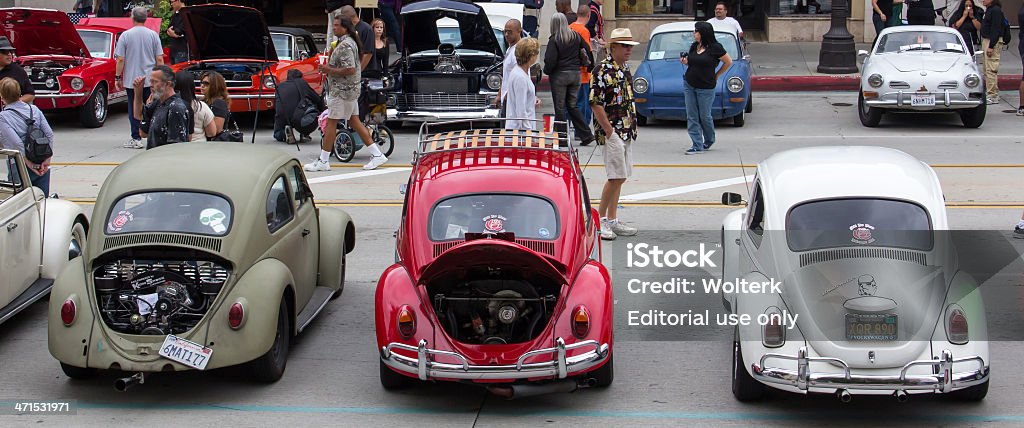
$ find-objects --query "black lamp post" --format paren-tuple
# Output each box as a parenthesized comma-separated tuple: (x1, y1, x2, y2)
(817, 0, 858, 74)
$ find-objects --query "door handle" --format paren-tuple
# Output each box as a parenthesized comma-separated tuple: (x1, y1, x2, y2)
(302, 228, 311, 237)
(6, 223, 17, 232)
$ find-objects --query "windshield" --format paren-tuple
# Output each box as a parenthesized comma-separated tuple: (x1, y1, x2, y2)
(647, 31, 739, 61)
(786, 198, 932, 251)
(430, 194, 559, 241)
(272, 34, 292, 60)
(77, 30, 112, 58)
(875, 31, 966, 54)
(106, 191, 233, 236)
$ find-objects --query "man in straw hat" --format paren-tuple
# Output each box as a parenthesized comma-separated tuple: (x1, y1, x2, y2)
(0, 36, 34, 105)
(590, 28, 639, 241)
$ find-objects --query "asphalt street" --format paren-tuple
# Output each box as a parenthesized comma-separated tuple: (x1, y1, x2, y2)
(2, 91, 1024, 426)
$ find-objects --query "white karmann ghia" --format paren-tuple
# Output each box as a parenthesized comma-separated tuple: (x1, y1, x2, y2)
(720, 146, 989, 402)
(857, 25, 986, 128)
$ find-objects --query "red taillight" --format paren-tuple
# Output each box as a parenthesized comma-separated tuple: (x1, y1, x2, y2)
(397, 306, 416, 339)
(948, 307, 969, 345)
(762, 311, 785, 348)
(228, 302, 244, 329)
(571, 306, 590, 339)
(60, 299, 76, 326)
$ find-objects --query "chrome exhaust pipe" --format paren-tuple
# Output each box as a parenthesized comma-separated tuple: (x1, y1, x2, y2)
(894, 389, 909, 403)
(836, 388, 852, 403)
(114, 372, 144, 392)
(487, 379, 587, 399)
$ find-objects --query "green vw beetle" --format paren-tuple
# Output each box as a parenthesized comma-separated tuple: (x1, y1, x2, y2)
(49, 143, 354, 388)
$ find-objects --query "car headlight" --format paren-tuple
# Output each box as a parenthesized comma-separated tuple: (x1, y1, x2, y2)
(727, 76, 744, 93)
(867, 73, 883, 88)
(633, 77, 649, 94)
(485, 72, 502, 91)
(70, 77, 84, 91)
(964, 74, 980, 88)
(262, 75, 277, 89)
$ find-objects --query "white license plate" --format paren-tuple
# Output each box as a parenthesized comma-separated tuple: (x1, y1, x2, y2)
(159, 335, 213, 370)
(910, 94, 935, 106)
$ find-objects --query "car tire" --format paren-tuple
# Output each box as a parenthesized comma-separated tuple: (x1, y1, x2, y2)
(330, 240, 346, 301)
(732, 327, 764, 401)
(745, 94, 753, 113)
(332, 129, 356, 163)
(858, 91, 882, 127)
(60, 362, 97, 379)
(950, 379, 989, 401)
(373, 125, 395, 157)
(637, 114, 648, 126)
(79, 85, 107, 128)
(379, 359, 412, 390)
(589, 353, 614, 387)
(960, 103, 986, 128)
(249, 298, 290, 382)
(733, 110, 745, 127)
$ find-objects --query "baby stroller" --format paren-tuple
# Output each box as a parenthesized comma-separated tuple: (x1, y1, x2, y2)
(319, 78, 395, 162)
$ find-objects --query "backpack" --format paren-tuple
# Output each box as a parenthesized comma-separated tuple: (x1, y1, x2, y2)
(6, 107, 53, 164)
(1002, 17, 1012, 45)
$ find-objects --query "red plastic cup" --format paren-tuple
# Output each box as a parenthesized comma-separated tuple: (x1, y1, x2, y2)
(543, 114, 554, 133)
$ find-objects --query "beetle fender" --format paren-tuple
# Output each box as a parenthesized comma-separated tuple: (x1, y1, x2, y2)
(555, 261, 614, 367)
(317, 207, 354, 291)
(40, 198, 87, 279)
(48, 256, 96, 367)
(933, 270, 989, 363)
(204, 258, 295, 369)
(375, 264, 433, 353)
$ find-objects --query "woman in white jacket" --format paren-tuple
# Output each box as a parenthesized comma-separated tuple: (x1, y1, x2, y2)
(504, 38, 541, 130)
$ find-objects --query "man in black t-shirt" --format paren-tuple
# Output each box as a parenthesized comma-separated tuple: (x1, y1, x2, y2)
(166, 0, 188, 64)
(0, 37, 34, 105)
(872, 0, 894, 37)
(340, 6, 375, 70)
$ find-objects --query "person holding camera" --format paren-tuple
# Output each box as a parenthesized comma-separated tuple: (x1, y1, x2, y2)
(950, 0, 984, 51)
(681, 21, 732, 155)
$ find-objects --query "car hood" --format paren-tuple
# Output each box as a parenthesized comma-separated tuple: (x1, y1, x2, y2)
(639, 59, 742, 94)
(479, 2, 523, 30)
(402, 0, 502, 56)
(181, 4, 277, 62)
(0, 8, 90, 58)
(876, 53, 962, 73)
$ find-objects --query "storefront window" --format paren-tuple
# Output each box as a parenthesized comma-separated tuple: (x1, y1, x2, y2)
(774, 0, 832, 15)
(617, 0, 692, 15)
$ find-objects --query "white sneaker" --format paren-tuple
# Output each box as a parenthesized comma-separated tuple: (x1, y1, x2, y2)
(363, 155, 388, 170)
(987, 97, 999, 105)
(600, 219, 617, 240)
(609, 219, 638, 236)
(123, 138, 143, 149)
(304, 159, 331, 172)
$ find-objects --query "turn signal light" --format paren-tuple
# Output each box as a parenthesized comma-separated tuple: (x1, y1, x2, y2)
(228, 302, 244, 330)
(762, 310, 785, 348)
(60, 299, 76, 326)
(397, 306, 416, 339)
(571, 306, 590, 339)
(863, 91, 879, 99)
(948, 307, 969, 345)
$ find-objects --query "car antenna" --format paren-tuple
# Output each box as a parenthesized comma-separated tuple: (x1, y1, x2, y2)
(737, 148, 751, 201)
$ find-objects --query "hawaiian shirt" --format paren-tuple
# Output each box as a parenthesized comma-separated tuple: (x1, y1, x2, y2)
(328, 34, 361, 101)
(589, 57, 637, 143)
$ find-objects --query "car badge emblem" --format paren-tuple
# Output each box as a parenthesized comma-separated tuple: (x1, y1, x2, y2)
(482, 215, 506, 233)
(849, 223, 875, 244)
(918, 84, 928, 92)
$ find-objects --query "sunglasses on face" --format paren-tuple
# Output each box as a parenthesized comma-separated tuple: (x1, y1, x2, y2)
(200, 81, 210, 86)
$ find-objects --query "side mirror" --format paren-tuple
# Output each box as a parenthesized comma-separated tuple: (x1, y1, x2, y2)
(299, 50, 310, 60)
(722, 192, 743, 206)
(857, 50, 869, 64)
(399, 183, 408, 195)
(741, 54, 751, 61)
(974, 51, 984, 63)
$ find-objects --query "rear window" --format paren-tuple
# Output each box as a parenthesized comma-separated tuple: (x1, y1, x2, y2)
(106, 191, 233, 236)
(786, 198, 932, 251)
(429, 194, 558, 241)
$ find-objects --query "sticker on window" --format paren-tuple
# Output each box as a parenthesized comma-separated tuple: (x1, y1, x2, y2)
(483, 214, 507, 233)
(649, 51, 665, 60)
(108, 210, 134, 232)
(538, 227, 550, 238)
(200, 208, 228, 234)
(446, 223, 469, 239)
(850, 223, 876, 244)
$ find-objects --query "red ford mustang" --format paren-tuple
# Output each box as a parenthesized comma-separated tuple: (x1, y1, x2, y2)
(171, 4, 323, 113)
(376, 122, 614, 397)
(0, 8, 160, 127)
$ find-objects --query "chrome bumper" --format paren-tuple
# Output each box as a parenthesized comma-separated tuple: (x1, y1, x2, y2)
(386, 107, 500, 122)
(865, 90, 983, 109)
(380, 338, 610, 381)
(33, 92, 86, 99)
(753, 346, 989, 392)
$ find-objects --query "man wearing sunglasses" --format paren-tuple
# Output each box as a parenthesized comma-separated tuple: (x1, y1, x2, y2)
(0, 37, 34, 105)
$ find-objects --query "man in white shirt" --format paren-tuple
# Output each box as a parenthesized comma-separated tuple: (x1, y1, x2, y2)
(497, 19, 523, 112)
(708, 2, 743, 40)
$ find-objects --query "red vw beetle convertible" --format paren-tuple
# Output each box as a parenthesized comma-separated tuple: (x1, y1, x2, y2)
(376, 121, 614, 397)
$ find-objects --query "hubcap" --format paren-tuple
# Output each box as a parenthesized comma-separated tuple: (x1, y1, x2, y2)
(95, 93, 106, 121)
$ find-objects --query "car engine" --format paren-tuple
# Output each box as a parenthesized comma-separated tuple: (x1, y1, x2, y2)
(22, 59, 76, 92)
(433, 43, 464, 73)
(432, 274, 557, 345)
(93, 259, 230, 335)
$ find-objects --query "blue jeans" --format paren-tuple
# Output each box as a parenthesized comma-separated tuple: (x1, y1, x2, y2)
(683, 81, 716, 151)
(29, 167, 50, 197)
(379, 2, 402, 51)
(577, 83, 592, 129)
(126, 87, 151, 140)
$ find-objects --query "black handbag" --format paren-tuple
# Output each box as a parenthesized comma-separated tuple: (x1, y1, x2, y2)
(211, 112, 243, 142)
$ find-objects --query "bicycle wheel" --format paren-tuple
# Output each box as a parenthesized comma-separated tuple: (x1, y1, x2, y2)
(372, 125, 395, 157)
(332, 129, 356, 163)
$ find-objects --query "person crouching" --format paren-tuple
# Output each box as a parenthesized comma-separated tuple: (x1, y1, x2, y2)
(275, 69, 326, 144)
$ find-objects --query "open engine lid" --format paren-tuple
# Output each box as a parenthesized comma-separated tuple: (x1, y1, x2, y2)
(402, 0, 503, 56)
(420, 238, 566, 286)
(0, 8, 90, 58)
(181, 4, 277, 62)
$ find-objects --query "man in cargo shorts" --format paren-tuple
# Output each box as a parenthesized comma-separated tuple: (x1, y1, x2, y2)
(590, 28, 639, 240)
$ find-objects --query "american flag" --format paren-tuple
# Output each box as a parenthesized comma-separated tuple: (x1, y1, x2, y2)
(67, 13, 90, 25)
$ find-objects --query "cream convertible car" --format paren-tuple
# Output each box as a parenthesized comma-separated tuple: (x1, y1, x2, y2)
(721, 147, 989, 402)
(49, 144, 355, 388)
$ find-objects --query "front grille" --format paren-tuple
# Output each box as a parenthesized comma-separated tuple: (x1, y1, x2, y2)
(799, 248, 926, 267)
(104, 233, 223, 252)
(415, 76, 471, 93)
(398, 93, 489, 111)
(889, 81, 910, 89)
(938, 80, 959, 89)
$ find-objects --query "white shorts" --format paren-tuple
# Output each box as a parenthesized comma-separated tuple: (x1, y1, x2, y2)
(603, 133, 633, 179)
(327, 96, 358, 120)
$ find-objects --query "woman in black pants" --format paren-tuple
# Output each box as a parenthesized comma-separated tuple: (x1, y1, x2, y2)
(543, 12, 595, 145)
(906, 0, 936, 25)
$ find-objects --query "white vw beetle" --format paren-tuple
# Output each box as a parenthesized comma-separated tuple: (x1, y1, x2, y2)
(721, 146, 989, 402)
(857, 26, 986, 128)
(0, 149, 87, 324)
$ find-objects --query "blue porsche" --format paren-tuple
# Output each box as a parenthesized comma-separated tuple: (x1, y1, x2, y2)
(632, 22, 752, 126)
